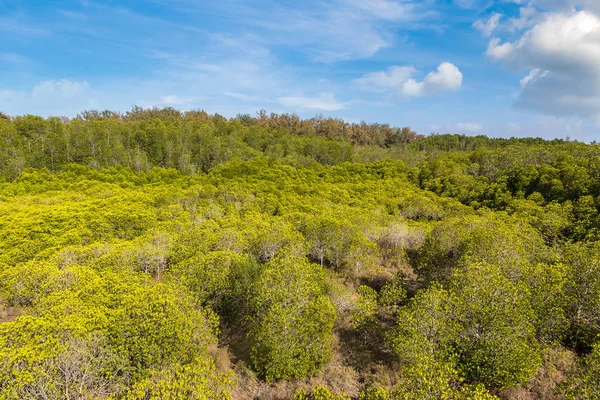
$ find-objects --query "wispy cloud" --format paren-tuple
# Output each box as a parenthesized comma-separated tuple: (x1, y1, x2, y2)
(158, 95, 197, 106)
(32, 79, 90, 98)
(0, 15, 50, 36)
(0, 53, 29, 64)
(0, 79, 93, 117)
(429, 122, 485, 133)
(474, 13, 502, 37)
(225, 92, 260, 102)
(279, 93, 347, 111)
(176, 0, 437, 62)
(57, 9, 88, 19)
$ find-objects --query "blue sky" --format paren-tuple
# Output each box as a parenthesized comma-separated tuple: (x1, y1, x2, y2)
(1, 0, 599, 140)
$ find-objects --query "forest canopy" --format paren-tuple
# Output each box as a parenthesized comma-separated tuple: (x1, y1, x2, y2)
(0, 108, 599, 399)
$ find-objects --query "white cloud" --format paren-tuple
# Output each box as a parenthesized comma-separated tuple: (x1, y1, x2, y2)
(402, 62, 463, 97)
(217, 0, 434, 62)
(486, 38, 513, 59)
(158, 95, 196, 106)
(487, 11, 600, 68)
(507, 7, 539, 32)
(474, 13, 502, 37)
(32, 80, 90, 98)
(519, 68, 548, 88)
(224, 92, 260, 102)
(356, 62, 463, 97)
(355, 66, 417, 92)
(506, 0, 600, 14)
(345, 0, 418, 21)
(456, 122, 484, 132)
(145, 33, 288, 110)
(0, 79, 92, 117)
(487, 10, 600, 121)
(278, 93, 346, 111)
(0, 30, 332, 118)
(474, 8, 538, 37)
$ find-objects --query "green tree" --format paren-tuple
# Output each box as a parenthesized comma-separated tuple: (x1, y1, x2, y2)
(110, 283, 218, 377)
(450, 263, 541, 388)
(248, 254, 336, 382)
(125, 357, 234, 400)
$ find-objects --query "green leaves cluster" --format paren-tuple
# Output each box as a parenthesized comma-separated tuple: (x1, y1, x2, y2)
(248, 255, 336, 382)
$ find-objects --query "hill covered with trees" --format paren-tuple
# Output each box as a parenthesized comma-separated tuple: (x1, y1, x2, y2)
(1, 108, 599, 399)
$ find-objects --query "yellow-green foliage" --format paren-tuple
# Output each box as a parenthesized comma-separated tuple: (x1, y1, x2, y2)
(248, 254, 336, 382)
(0, 129, 597, 398)
(125, 357, 234, 400)
(390, 263, 541, 392)
(295, 385, 351, 400)
(109, 283, 218, 376)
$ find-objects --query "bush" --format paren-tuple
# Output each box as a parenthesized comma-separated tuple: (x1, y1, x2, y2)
(248, 255, 336, 382)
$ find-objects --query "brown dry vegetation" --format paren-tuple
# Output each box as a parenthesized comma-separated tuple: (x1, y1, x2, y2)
(498, 347, 578, 400)
(0, 305, 20, 323)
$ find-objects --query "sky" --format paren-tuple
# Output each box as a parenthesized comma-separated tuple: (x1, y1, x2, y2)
(1, 0, 600, 141)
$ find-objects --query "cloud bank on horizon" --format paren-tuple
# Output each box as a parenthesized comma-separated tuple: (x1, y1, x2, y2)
(0, 0, 599, 140)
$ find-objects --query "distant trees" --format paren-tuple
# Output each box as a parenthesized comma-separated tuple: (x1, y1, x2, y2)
(0, 108, 424, 182)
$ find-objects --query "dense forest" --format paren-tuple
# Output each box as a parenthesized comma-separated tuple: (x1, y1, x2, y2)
(1, 108, 600, 399)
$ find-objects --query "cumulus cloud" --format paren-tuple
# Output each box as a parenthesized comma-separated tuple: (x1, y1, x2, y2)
(278, 93, 346, 111)
(355, 66, 417, 92)
(486, 10, 600, 121)
(356, 62, 463, 97)
(402, 63, 463, 97)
